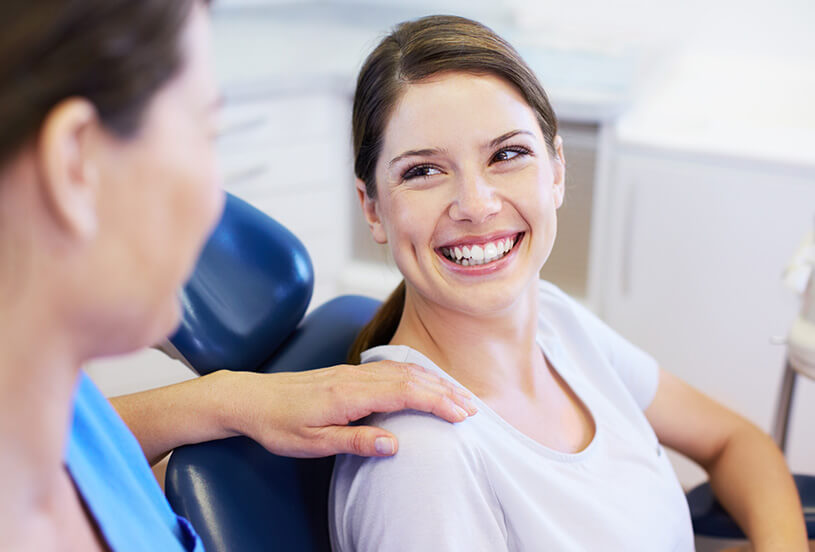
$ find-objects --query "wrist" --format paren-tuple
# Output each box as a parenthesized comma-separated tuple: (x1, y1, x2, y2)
(203, 369, 260, 441)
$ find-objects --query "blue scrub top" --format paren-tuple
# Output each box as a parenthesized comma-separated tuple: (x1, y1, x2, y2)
(65, 371, 205, 551)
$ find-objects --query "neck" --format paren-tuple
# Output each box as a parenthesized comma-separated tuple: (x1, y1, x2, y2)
(391, 280, 543, 399)
(0, 284, 85, 536)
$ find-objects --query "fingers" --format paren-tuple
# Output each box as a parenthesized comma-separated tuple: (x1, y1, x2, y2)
(324, 426, 399, 457)
(251, 362, 478, 459)
(353, 360, 478, 423)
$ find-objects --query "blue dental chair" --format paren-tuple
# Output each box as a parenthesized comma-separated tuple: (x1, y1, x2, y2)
(163, 193, 378, 552)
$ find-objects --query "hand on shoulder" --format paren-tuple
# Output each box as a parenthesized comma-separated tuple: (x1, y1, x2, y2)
(217, 360, 478, 458)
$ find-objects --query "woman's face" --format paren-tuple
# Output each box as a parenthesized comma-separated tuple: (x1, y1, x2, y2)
(361, 72, 564, 317)
(89, 3, 223, 350)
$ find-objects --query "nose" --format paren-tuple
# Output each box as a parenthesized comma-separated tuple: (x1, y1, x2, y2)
(448, 172, 501, 224)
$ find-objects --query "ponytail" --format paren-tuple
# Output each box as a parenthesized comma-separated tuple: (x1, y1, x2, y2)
(348, 280, 405, 364)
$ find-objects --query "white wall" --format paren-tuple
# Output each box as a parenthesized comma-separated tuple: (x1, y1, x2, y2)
(215, 0, 815, 59)
(510, 0, 814, 56)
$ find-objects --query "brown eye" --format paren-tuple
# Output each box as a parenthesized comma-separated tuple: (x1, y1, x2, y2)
(491, 146, 530, 164)
(403, 164, 442, 180)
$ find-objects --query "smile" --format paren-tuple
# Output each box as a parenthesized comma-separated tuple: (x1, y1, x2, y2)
(438, 233, 523, 266)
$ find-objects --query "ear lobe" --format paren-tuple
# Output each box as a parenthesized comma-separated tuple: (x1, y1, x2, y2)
(37, 98, 101, 241)
(551, 135, 566, 209)
(356, 178, 387, 244)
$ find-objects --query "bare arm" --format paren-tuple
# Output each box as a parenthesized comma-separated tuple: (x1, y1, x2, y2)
(112, 361, 477, 465)
(645, 369, 808, 551)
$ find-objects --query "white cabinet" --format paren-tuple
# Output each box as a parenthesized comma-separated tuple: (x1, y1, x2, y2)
(600, 150, 815, 486)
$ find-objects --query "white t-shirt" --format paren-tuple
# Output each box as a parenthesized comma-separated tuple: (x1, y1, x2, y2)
(330, 281, 695, 551)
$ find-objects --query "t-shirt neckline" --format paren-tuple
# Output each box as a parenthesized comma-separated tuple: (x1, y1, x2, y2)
(361, 334, 601, 463)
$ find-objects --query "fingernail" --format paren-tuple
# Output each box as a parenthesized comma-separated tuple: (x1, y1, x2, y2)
(454, 405, 469, 419)
(459, 398, 478, 415)
(375, 437, 395, 455)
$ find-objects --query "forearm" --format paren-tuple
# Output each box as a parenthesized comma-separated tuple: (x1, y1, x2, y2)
(111, 370, 241, 465)
(111, 360, 477, 463)
(706, 424, 807, 551)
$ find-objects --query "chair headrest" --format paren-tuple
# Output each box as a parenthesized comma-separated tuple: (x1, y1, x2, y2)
(169, 193, 313, 375)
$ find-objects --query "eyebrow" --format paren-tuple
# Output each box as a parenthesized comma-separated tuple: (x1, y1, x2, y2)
(388, 147, 448, 169)
(387, 129, 535, 168)
(486, 129, 535, 149)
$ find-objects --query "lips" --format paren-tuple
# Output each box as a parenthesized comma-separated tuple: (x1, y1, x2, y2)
(437, 232, 523, 266)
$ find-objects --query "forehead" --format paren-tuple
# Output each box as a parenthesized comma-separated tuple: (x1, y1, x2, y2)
(380, 72, 541, 154)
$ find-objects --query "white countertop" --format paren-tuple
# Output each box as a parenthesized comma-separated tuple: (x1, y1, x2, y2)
(614, 50, 815, 170)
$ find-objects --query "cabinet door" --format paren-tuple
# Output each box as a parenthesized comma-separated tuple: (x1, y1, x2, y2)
(602, 153, 815, 484)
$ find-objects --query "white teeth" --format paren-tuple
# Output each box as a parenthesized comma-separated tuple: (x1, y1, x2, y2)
(439, 234, 520, 266)
(484, 242, 498, 261)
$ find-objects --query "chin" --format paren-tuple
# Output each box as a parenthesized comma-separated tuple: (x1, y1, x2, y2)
(424, 284, 521, 318)
(136, 294, 184, 351)
(159, 294, 184, 339)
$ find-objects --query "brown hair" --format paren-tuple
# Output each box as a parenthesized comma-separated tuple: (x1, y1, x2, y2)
(0, 0, 206, 168)
(348, 15, 559, 363)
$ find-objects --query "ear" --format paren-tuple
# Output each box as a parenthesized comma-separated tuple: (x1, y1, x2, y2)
(551, 135, 566, 209)
(356, 178, 387, 244)
(36, 98, 101, 241)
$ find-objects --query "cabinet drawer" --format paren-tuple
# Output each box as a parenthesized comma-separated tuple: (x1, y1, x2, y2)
(220, 140, 350, 194)
(218, 93, 350, 152)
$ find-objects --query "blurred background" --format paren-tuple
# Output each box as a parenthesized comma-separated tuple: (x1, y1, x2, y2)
(87, 0, 815, 492)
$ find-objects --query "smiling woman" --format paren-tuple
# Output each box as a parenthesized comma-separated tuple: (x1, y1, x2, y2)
(331, 14, 809, 552)
(348, 15, 561, 364)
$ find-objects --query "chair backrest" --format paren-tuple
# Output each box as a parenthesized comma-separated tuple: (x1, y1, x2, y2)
(164, 192, 381, 551)
(166, 296, 380, 552)
(169, 192, 314, 376)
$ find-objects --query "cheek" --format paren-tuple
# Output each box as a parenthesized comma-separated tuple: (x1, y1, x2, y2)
(386, 192, 441, 248)
(160, 134, 220, 237)
(522, 165, 561, 216)
(190, 144, 222, 230)
(123, 141, 219, 294)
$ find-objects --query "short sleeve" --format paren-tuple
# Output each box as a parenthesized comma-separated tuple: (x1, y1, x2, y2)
(329, 411, 507, 552)
(538, 281, 660, 410)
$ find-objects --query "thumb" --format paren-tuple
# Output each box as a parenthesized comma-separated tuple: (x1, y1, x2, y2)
(327, 426, 399, 457)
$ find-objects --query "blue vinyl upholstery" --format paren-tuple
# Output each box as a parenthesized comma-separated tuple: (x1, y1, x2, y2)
(166, 296, 380, 552)
(169, 193, 314, 376)
(164, 192, 381, 552)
